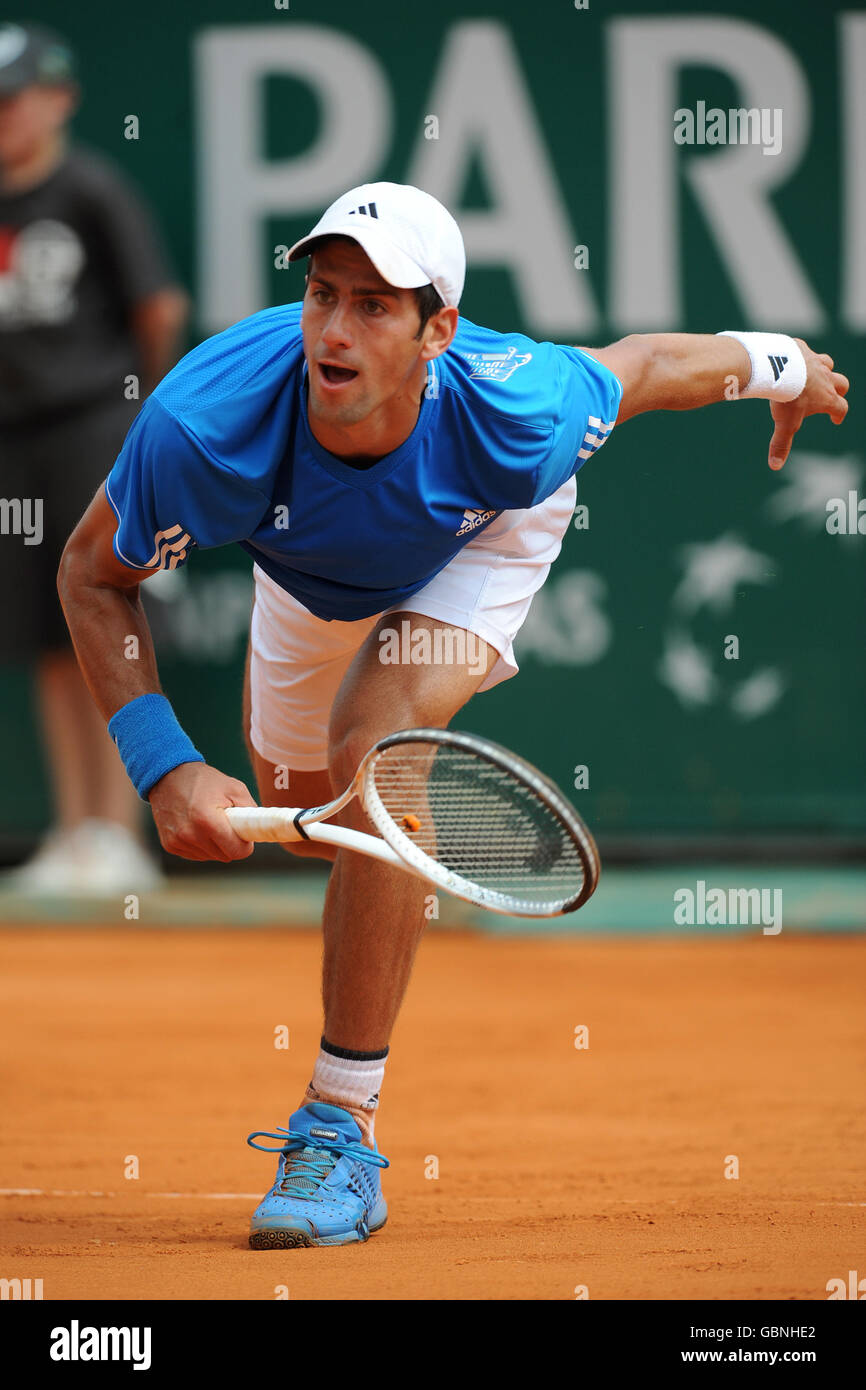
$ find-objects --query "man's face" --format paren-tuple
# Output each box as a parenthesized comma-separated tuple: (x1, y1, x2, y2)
(302, 238, 433, 429)
(0, 84, 75, 167)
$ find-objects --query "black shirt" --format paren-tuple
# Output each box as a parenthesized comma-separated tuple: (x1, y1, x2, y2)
(0, 145, 175, 426)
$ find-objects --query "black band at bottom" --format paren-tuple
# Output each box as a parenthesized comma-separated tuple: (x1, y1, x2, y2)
(321, 1036, 390, 1062)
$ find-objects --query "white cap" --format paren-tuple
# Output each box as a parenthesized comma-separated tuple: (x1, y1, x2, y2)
(287, 182, 465, 308)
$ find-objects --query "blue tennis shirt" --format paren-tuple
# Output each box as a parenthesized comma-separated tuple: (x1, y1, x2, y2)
(105, 301, 622, 620)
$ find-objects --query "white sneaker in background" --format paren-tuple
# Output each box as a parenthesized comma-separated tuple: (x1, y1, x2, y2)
(2, 820, 164, 896)
(68, 819, 165, 894)
(2, 825, 82, 894)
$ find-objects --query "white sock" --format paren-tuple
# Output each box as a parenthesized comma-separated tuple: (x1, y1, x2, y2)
(305, 1039, 389, 1143)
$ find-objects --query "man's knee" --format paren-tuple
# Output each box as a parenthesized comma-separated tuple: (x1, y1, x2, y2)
(327, 713, 421, 792)
(328, 726, 368, 792)
(249, 751, 338, 862)
(327, 615, 494, 787)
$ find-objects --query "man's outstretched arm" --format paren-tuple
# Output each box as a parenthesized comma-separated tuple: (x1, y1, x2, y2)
(580, 332, 849, 469)
(58, 487, 256, 862)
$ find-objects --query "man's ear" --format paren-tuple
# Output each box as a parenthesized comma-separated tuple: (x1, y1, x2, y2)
(421, 306, 459, 361)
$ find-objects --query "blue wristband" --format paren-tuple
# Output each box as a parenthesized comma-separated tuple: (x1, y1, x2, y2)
(108, 692, 205, 800)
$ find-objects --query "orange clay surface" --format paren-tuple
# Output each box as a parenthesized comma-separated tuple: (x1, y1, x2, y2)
(0, 927, 864, 1301)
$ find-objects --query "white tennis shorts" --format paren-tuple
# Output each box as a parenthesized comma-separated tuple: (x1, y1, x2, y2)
(249, 475, 576, 770)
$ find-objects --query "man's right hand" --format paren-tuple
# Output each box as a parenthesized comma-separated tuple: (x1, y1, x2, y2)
(148, 762, 258, 862)
(767, 339, 850, 469)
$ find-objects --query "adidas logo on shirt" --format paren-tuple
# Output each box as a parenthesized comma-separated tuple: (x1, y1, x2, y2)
(456, 507, 498, 536)
(768, 354, 788, 382)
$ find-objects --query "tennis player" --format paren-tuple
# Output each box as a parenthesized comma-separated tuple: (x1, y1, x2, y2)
(59, 183, 849, 1250)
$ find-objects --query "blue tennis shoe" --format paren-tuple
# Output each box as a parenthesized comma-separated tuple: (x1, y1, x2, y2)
(247, 1102, 389, 1249)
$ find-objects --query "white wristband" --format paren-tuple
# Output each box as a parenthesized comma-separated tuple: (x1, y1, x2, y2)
(717, 330, 807, 402)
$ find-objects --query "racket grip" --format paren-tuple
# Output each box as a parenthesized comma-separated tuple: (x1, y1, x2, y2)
(225, 806, 306, 843)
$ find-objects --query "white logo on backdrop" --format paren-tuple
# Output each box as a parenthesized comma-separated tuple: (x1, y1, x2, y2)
(658, 533, 785, 720)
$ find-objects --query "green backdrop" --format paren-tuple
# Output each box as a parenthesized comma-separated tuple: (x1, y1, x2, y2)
(3, 0, 863, 843)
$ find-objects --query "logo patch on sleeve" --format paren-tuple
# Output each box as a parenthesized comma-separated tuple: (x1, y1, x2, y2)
(145, 523, 192, 569)
(462, 346, 532, 381)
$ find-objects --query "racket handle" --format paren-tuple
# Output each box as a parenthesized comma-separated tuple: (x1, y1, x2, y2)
(225, 805, 307, 843)
(223, 808, 423, 876)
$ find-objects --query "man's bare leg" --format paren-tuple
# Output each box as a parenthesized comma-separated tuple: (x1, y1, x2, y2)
(314, 613, 497, 1118)
(245, 613, 499, 1137)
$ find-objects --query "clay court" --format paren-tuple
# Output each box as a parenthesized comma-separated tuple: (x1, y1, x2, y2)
(1, 924, 863, 1301)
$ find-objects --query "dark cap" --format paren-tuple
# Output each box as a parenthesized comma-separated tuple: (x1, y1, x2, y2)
(0, 23, 76, 96)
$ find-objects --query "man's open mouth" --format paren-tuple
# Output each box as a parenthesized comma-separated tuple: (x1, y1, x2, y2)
(319, 363, 358, 385)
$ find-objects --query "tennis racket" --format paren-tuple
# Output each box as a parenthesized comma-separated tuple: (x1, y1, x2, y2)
(225, 728, 599, 918)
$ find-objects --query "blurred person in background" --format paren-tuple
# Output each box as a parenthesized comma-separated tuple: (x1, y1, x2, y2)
(0, 22, 188, 892)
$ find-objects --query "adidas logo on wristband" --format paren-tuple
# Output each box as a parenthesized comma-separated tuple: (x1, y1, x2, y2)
(768, 355, 788, 382)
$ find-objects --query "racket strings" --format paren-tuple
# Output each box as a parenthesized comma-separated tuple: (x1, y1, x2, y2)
(370, 744, 587, 909)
